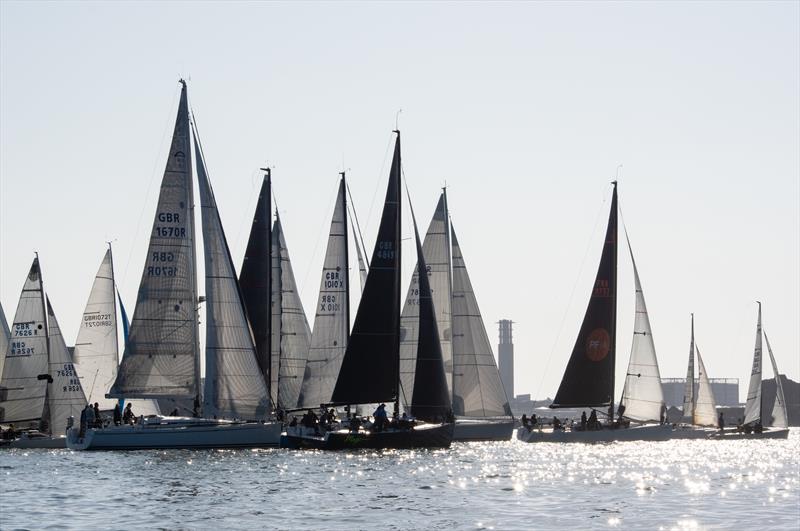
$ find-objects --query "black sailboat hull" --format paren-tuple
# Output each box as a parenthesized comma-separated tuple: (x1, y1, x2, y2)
(283, 422, 454, 450)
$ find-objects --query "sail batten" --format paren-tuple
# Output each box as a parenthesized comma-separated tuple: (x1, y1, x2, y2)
(109, 81, 200, 399)
(552, 184, 617, 408)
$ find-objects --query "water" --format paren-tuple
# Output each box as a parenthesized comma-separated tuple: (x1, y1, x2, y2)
(2, 431, 798, 530)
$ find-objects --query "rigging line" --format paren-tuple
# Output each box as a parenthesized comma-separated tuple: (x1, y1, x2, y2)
(533, 182, 615, 402)
(362, 131, 395, 241)
(231, 168, 262, 265)
(120, 85, 181, 287)
(299, 178, 341, 297)
(346, 180, 370, 269)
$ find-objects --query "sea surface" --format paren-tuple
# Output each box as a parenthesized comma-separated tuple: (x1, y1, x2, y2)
(1, 430, 798, 530)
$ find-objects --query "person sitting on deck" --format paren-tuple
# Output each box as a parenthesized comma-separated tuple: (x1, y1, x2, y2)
(521, 414, 529, 429)
(373, 404, 388, 432)
(79, 405, 89, 437)
(169, 408, 180, 416)
(85, 402, 96, 431)
(113, 403, 122, 426)
(552, 416, 562, 431)
(718, 412, 725, 432)
(289, 416, 298, 427)
(122, 403, 135, 425)
(530, 414, 538, 428)
(588, 410, 599, 430)
(660, 404, 667, 425)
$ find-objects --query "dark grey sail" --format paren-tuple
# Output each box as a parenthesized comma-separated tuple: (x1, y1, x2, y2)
(409, 208, 451, 422)
(109, 80, 200, 399)
(552, 183, 618, 408)
(331, 133, 402, 406)
(239, 171, 272, 393)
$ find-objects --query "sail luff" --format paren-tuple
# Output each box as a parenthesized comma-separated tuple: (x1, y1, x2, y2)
(743, 303, 763, 426)
(270, 215, 282, 407)
(619, 231, 665, 422)
(45, 297, 87, 436)
(682, 315, 695, 421)
(552, 183, 618, 408)
(0, 257, 49, 424)
(763, 330, 788, 429)
(0, 302, 10, 383)
(195, 133, 270, 420)
(692, 345, 718, 427)
(347, 202, 368, 293)
(109, 81, 200, 399)
(297, 177, 350, 408)
(331, 132, 402, 407)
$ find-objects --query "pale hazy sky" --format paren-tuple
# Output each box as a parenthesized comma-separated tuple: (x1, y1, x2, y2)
(1, 1, 798, 402)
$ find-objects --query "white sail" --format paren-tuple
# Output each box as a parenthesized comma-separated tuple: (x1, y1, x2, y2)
(693, 346, 718, 427)
(0, 257, 49, 425)
(271, 216, 312, 410)
(451, 223, 510, 417)
(298, 179, 349, 409)
(45, 297, 87, 436)
(743, 304, 763, 426)
(399, 194, 453, 408)
(0, 301, 10, 384)
(682, 315, 695, 421)
(110, 81, 200, 399)
(763, 330, 788, 429)
(73, 248, 119, 409)
(195, 139, 270, 420)
(619, 237, 664, 422)
(346, 190, 368, 293)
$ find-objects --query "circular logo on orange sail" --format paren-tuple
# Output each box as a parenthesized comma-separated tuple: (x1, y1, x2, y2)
(586, 328, 610, 361)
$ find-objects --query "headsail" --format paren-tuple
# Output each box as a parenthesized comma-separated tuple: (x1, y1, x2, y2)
(240, 172, 272, 393)
(619, 232, 664, 422)
(451, 222, 511, 417)
(552, 183, 617, 408)
(348, 203, 369, 293)
(0, 302, 10, 383)
(763, 330, 788, 429)
(73, 248, 119, 409)
(682, 314, 695, 421)
(331, 133, 402, 406)
(45, 297, 87, 436)
(409, 204, 451, 422)
(399, 192, 453, 408)
(692, 345, 718, 427)
(298, 176, 350, 409)
(195, 136, 270, 420)
(109, 81, 200, 399)
(0, 257, 49, 424)
(742, 303, 763, 426)
(271, 215, 311, 410)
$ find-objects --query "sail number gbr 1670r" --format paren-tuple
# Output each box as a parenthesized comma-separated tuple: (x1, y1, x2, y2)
(154, 212, 186, 238)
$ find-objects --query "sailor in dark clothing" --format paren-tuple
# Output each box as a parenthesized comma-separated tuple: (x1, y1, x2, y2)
(580, 411, 587, 431)
(349, 414, 360, 433)
(718, 412, 725, 431)
(123, 403, 135, 425)
(113, 403, 122, 426)
(521, 414, 529, 429)
(93, 403, 103, 428)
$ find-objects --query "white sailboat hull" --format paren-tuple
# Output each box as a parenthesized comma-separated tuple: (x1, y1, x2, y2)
(669, 425, 719, 439)
(708, 427, 790, 440)
(516, 423, 672, 443)
(1, 433, 66, 449)
(66, 416, 282, 450)
(453, 417, 514, 441)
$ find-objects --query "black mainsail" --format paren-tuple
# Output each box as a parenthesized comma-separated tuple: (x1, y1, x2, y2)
(331, 133, 402, 407)
(552, 183, 618, 408)
(240, 171, 272, 395)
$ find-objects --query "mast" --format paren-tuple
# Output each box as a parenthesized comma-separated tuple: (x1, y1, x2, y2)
(393, 130, 402, 418)
(743, 302, 763, 426)
(682, 314, 695, 421)
(37, 253, 52, 429)
(442, 187, 454, 404)
(341, 172, 351, 337)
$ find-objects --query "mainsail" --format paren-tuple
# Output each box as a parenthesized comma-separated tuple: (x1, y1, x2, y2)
(73, 248, 119, 409)
(451, 222, 511, 417)
(271, 215, 311, 410)
(682, 314, 696, 421)
(239, 172, 272, 393)
(45, 297, 87, 436)
(763, 330, 788, 429)
(0, 302, 10, 383)
(110, 80, 200, 399)
(742, 303, 763, 426)
(0, 257, 49, 424)
(399, 193, 453, 408)
(331, 133, 402, 406)
(298, 176, 350, 409)
(195, 137, 270, 420)
(552, 183, 617, 408)
(692, 345, 718, 427)
(619, 232, 665, 421)
(408, 206, 451, 422)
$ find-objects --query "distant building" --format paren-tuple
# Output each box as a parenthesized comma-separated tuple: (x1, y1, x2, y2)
(661, 377, 739, 407)
(498, 320, 514, 401)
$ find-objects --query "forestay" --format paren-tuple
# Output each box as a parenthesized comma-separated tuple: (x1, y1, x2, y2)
(763, 331, 788, 429)
(742, 304, 763, 426)
(0, 257, 49, 424)
(271, 216, 311, 410)
(298, 178, 349, 409)
(693, 346, 718, 427)
(45, 297, 87, 436)
(451, 223, 511, 418)
(619, 233, 664, 422)
(73, 248, 119, 409)
(110, 81, 200, 399)
(196, 139, 270, 420)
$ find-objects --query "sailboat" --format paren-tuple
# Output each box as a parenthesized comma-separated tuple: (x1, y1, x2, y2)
(517, 182, 671, 443)
(399, 191, 513, 441)
(283, 132, 454, 450)
(713, 303, 789, 439)
(670, 314, 722, 439)
(0, 257, 88, 448)
(67, 81, 280, 450)
(73, 246, 161, 417)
